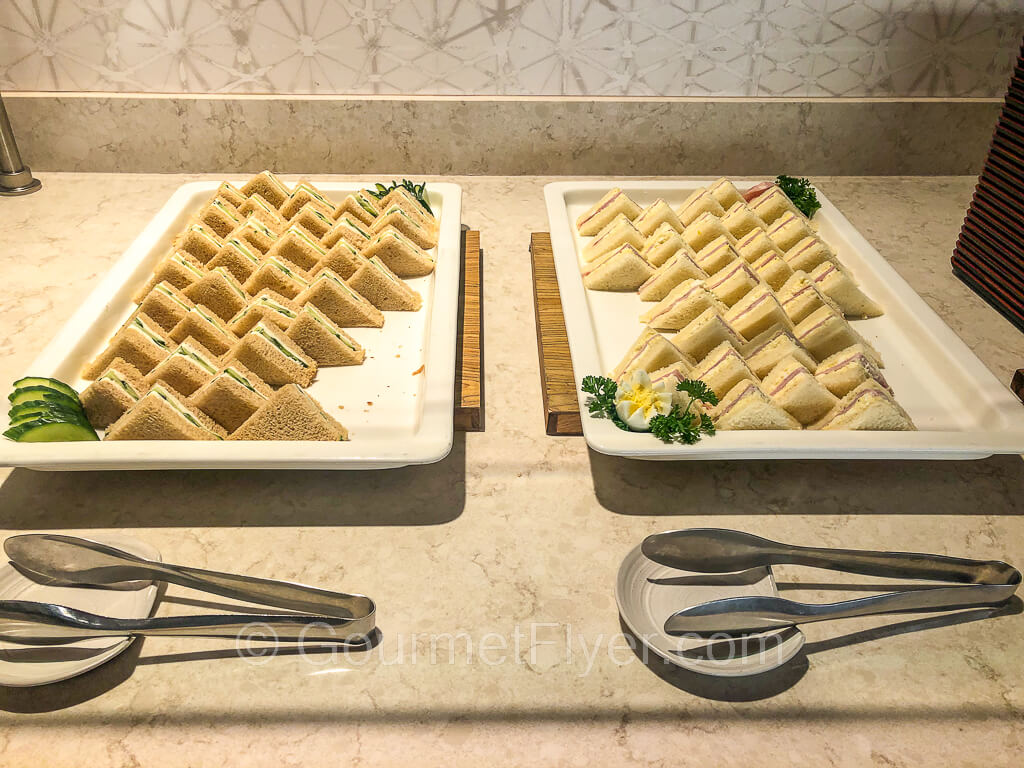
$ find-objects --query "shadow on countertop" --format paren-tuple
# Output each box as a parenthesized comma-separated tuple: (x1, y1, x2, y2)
(0, 434, 467, 528)
(588, 450, 1024, 516)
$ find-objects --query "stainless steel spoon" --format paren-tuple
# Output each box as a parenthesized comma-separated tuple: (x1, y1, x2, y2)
(641, 529, 1020, 636)
(4, 534, 375, 639)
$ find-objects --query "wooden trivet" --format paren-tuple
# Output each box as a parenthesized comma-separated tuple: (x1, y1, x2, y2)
(530, 233, 583, 436)
(455, 229, 483, 431)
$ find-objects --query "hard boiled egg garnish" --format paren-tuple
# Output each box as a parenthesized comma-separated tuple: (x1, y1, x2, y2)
(614, 370, 673, 431)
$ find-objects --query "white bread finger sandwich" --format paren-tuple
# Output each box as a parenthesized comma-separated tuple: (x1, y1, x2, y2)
(576, 188, 642, 236)
(706, 259, 760, 306)
(811, 380, 915, 431)
(581, 213, 644, 262)
(581, 244, 654, 291)
(694, 234, 742, 275)
(724, 282, 793, 341)
(814, 345, 890, 397)
(669, 307, 745, 361)
(637, 248, 706, 302)
(640, 223, 689, 268)
(689, 341, 759, 398)
(676, 189, 725, 226)
(761, 355, 838, 425)
(741, 326, 817, 378)
(795, 305, 882, 363)
(810, 261, 883, 318)
(641, 279, 724, 332)
(610, 327, 691, 382)
(721, 200, 765, 239)
(711, 380, 801, 430)
(634, 199, 683, 237)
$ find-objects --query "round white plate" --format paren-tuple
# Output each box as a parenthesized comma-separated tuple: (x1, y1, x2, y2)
(0, 533, 161, 687)
(616, 543, 805, 677)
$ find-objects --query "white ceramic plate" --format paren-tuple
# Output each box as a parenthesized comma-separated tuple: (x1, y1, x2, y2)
(0, 533, 160, 687)
(615, 543, 805, 677)
(545, 180, 1024, 460)
(0, 181, 462, 470)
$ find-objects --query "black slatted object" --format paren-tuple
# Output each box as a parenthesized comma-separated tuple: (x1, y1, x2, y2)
(953, 39, 1024, 341)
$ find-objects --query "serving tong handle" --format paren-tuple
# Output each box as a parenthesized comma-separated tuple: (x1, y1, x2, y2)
(0, 600, 367, 645)
(642, 529, 1020, 636)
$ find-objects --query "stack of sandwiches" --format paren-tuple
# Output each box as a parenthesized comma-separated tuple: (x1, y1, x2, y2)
(80, 171, 439, 441)
(583, 180, 912, 432)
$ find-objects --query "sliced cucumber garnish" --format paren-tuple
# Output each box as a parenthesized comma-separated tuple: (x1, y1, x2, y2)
(11, 377, 80, 401)
(9, 387, 82, 411)
(4, 418, 99, 442)
(9, 403, 89, 427)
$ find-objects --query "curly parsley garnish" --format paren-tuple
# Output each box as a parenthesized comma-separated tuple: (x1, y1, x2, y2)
(581, 375, 719, 445)
(649, 379, 718, 444)
(776, 175, 821, 218)
(581, 374, 627, 430)
(368, 180, 432, 215)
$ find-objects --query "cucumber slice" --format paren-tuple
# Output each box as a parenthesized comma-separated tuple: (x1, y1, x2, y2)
(9, 404, 89, 427)
(4, 418, 99, 442)
(11, 377, 80, 401)
(9, 387, 83, 412)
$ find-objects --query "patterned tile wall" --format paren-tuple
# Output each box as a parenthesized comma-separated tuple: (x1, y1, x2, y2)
(1, 1, 1021, 97)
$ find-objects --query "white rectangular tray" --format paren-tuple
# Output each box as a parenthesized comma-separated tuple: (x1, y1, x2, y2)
(0, 180, 463, 470)
(545, 180, 1024, 460)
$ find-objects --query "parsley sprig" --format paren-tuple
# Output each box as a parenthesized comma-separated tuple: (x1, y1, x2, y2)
(368, 180, 433, 215)
(649, 379, 718, 444)
(776, 175, 821, 218)
(581, 375, 627, 430)
(581, 375, 719, 445)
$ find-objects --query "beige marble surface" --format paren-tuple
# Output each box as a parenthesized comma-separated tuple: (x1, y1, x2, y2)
(0, 174, 1023, 767)
(4, 96, 1003, 176)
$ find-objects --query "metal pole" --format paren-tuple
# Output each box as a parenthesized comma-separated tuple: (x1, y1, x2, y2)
(0, 93, 41, 196)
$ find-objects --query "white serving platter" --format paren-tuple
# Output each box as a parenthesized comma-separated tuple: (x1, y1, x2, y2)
(545, 180, 1024, 460)
(616, 543, 804, 677)
(0, 533, 160, 686)
(0, 181, 462, 470)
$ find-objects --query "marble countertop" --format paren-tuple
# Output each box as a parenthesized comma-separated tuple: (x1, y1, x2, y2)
(1, 174, 1023, 767)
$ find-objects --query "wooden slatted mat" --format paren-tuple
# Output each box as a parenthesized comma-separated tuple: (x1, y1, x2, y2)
(530, 233, 583, 436)
(455, 229, 484, 431)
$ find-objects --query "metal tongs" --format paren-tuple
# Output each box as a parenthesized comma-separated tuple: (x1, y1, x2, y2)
(642, 529, 1021, 637)
(1, 534, 375, 645)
